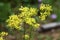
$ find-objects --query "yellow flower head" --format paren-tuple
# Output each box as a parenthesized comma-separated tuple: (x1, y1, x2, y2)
(0, 37, 3, 40)
(24, 34, 29, 39)
(45, 4, 52, 11)
(25, 18, 36, 25)
(33, 23, 40, 29)
(6, 6, 40, 31)
(19, 6, 29, 12)
(0, 32, 8, 37)
(6, 15, 22, 30)
(39, 3, 52, 21)
(40, 3, 46, 10)
(40, 3, 52, 11)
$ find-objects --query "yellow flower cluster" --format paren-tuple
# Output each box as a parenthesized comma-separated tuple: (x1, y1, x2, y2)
(40, 3, 52, 11)
(19, 6, 38, 17)
(6, 6, 40, 30)
(19, 6, 29, 12)
(19, 6, 40, 29)
(0, 32, 8, 40)
(39, 11, 50, 20)
(25, 18, 36, 25)
(0, 37, 3, 40)
(6, 15, 23, 30)
(25, 17, 40, 29)
(6, 4, 53, 40)
(6, 5, 52, 30)
(24, 34, 29, 40)
(0, 32, 8, 37)
(39, 3, 52, 21)
(33, 23, 40, 29)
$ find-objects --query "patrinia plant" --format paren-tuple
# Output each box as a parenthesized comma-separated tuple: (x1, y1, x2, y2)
(6, 3, 52, 40)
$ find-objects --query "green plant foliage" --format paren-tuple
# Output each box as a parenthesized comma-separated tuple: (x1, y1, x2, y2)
(0, 3, 11, 22)
(42, 0, 54, 4)
(45, 35, 53, 40)
(23, 0, 30, 2)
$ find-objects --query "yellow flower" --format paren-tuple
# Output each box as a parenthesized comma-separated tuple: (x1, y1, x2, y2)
(45, 4, 52, 11)
(0, 32, 8, 37)
(6, 15, 22, 30)
(24, 34, 29, 39)
(25, 18, 36, 25)
(39, 12, 46, 21)
(29, 7, 37, 16)
(0, 32, 8, 40)
(39, 3, 52, 21)
(19, 7, 37, 17)
(33, 24, 40, 29)
(40, 3, 46, 10)
(6, 6, 40, 31)
(0, 37, 3, 40)
(40, 16, 46, 21)
(19, 6, 29, 12)
(40, 3, 52, 11)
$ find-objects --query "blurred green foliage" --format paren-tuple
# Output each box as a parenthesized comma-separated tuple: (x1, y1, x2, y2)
(42, 0, 54, 4)
(0, 3, 11, 22)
